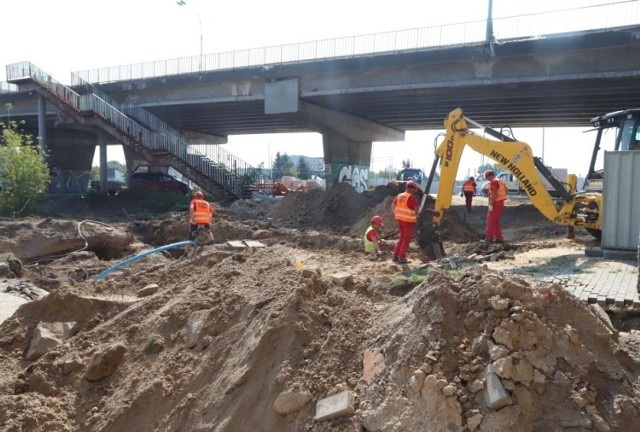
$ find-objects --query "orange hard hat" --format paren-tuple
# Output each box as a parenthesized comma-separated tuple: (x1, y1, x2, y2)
(371, 215, 383, 227)
(406, 181, 418, 190)
(193, 191, 204, 199)
(484, 170, 495, 179)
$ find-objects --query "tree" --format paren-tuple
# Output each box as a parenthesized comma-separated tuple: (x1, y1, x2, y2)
(272, 152, 295, 179)
(296, 157, 311, 180)
(477, 162, 499, 177)
(90, 160, 128, 181)
(0, 123, 50, 216)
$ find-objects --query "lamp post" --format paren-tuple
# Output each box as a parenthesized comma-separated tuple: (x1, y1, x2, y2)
(176, 0, 203, 71)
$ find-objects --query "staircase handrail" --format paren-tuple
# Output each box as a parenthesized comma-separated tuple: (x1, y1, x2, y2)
(8, 62, 249, 198)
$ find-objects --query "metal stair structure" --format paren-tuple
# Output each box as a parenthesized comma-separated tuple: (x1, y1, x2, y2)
(6, 61, 274, 200)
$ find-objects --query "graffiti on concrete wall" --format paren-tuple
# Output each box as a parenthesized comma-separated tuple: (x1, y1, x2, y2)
(49, 168, 90, 194)
(334, 164, 369, 193)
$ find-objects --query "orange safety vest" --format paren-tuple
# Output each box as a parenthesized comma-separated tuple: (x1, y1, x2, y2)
(489, 180, 507, 202)
(462, 180, 476, 192)
(394, 192, 417, 223)
(190, 199, 213, 225)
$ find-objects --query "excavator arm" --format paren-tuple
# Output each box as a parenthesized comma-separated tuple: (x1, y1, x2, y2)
(417, 108, 602, 260)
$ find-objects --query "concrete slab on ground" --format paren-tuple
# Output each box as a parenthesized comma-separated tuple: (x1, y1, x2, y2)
(0, 292, 27, 324)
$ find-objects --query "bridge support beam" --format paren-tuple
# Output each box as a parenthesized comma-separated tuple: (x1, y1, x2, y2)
(265, 79, 404, 192)
(37, 95, 47, 155)
(45, 130, 97, 194)
(99, 134, 108, 195)
(322, 132, 372, 192)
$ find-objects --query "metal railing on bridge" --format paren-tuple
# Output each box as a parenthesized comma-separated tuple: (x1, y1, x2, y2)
(69, 72, 274, 197)
(0, 82, 18, 94)
(5, 61, 265, 199)
(76, 1, 640, 84)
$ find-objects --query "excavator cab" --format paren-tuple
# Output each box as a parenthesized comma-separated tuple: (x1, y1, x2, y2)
(585, 109, 640, 192)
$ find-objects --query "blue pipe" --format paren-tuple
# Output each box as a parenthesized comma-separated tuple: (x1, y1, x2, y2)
(93, 241, 196, 280)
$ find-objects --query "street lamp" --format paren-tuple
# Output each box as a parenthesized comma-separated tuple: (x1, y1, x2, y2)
(176, 0, 203, 71)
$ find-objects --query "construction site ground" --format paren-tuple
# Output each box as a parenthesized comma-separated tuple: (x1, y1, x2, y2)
(1, 185, 639, 432)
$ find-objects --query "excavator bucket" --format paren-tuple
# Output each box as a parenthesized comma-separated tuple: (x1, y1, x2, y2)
(416, 211, 446, 261)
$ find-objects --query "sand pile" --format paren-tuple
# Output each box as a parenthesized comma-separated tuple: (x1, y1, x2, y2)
(1, 243, 638, 431)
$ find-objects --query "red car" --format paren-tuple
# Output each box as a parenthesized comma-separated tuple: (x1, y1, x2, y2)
(128, 172, 189, 195)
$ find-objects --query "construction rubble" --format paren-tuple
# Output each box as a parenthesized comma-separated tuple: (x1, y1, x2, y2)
(0, 184, 639, 431)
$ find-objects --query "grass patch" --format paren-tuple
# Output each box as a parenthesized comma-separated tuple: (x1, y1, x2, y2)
(573, 268, 595, 274)
(392, 267, 430, 286)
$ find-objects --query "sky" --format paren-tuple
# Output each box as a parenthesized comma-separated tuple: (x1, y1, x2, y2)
(0, 0, 623, 180)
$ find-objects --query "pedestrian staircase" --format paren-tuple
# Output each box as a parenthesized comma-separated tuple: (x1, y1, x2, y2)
(6, 61, 274, 200)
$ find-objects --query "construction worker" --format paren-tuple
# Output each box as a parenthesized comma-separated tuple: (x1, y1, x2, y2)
(364, 215, 384, 256)
(484, 170, 507, 243)
(185, 190, 214, 255)
(391, 180, 419, 264)
(461, 176, 477, 213)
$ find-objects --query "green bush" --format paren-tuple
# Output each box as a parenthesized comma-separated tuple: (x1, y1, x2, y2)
(0, 123, 50, 216)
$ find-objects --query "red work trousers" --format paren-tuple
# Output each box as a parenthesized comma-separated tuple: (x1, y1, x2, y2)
(394, 220, 415, 259)
(486, 200, 505, 242)
(463, 191, 474, 213)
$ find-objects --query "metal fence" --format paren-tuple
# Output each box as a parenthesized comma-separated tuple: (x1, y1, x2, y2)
(0, 82, 18, 94)
(76, 1, 640, 84)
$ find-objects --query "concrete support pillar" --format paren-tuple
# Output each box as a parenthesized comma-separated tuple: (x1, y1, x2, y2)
(123, 146, 151, 175)
(37, 95, 47, 155)
(322, 132, 372, 193)
(99, 134, 108, 195)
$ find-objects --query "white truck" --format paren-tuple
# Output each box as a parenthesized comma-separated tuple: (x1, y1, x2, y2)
(480, 168, 568, 197)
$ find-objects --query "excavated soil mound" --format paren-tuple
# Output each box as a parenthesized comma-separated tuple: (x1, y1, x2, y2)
(1, 243, 639, 431)
(269, 183, 372, 230)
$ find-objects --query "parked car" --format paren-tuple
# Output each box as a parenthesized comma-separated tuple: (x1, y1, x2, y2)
(128, 172, 189, 195)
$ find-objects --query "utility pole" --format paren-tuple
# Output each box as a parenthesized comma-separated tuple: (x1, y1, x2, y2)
(177, 0, 203, 71)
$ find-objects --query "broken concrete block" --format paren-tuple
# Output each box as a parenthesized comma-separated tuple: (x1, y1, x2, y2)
(315, 391, 355, 421)
(83, 343, 127, 382)
(243, 240, 266, 248)
(361, 348, 385, 384)
(227, 240, 247, 249)
(273, 390, 312, 414)
(187, 310, 210, 349)
(483, 371, 512, 410)
(136, 283, 159, 297)
(25, 324, 63, 360)
(330, 273, 354, 288)
(589, 304, 616, 334)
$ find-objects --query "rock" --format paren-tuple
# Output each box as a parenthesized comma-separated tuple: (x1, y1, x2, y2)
(83, 343, 127, 382)
(330, 273, 354, 288)
(467, 413, 483, 431)
(406, 369, 426, 397)
(186, 310, 210, 349)
(489, 296, 509, 311)
(136, 283, 159, 297)
(484, 371, 512, 410)
(0, 262, 10, 277)
(488, 344, 509, 360)
(25, 324, 62, 361)
(61, 356, 84, 375)
(442, 384, 457, 397)
(273, 390, 312, 414)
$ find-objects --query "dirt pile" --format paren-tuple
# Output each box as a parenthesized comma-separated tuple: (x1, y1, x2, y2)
(1, 243, 639, 431)
(269, 183, 373, 231)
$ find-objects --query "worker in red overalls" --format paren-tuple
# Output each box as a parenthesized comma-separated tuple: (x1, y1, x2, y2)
(484, 170, 507, 243)
(461, 176, 477, 213)
(391, 181, 419, 264)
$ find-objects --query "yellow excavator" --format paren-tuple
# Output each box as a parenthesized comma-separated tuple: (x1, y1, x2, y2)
(417, 108, 604, 260)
